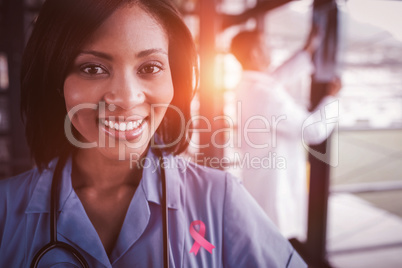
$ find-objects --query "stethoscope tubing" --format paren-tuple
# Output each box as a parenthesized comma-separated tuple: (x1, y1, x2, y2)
(30, 152, 169, 267)
(30, 154, 89, 268)
(160, 153, 169, 268)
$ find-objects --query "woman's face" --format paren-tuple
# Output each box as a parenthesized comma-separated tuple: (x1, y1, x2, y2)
(63, 5, 173, 161)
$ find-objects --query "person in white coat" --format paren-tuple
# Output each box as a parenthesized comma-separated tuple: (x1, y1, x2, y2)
(230, 28, 341, 240)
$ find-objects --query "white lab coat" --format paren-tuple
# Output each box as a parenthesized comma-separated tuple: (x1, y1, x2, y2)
(234, 51, 336, 240)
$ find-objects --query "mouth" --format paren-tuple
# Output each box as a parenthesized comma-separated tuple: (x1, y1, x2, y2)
(98, 117, 148, 141)
(100, 118, 145, 132)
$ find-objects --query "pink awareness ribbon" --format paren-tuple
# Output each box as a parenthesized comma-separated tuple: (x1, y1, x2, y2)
(189, 220, 215, 256)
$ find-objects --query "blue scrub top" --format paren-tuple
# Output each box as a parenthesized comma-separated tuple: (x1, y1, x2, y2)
(0, 148, 306, 267)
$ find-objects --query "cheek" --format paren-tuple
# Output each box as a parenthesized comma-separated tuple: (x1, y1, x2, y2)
(63, 77, 79, 123)
(63, 75, 103, 108)
(64, 76, 84, 112)
(148, 75, 174, 105)
(153, 87, 173, 120)
(150, 84, 174, 124)
(63, 76, 98, 128)
(163, 74, 175, 104)
(165, 85, 174, 104)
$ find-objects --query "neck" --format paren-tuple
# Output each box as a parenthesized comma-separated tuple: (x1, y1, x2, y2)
(71, 149, 142, 191)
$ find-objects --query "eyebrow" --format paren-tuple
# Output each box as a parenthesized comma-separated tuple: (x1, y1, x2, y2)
(136, 48, 168, 58)
(78, 50, 113, 61)
(77, 48, 168, 60)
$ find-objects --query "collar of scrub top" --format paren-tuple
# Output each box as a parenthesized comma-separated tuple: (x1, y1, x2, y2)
(25, 146, 182, 265)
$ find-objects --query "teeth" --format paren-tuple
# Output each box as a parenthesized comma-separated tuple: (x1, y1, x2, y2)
(101, 119, 143, 132)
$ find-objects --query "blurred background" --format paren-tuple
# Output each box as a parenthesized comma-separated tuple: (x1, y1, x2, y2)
(1, 0, 401, 267)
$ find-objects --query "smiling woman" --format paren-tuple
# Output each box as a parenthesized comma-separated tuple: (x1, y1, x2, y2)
(64, 5, 173, 164)
(21, 0, 195, 168)
(0, 0, 306, 267)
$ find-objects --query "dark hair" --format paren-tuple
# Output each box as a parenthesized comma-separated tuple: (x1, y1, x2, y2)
(230, 30, 260, 67)
(21, 0, 198, 170)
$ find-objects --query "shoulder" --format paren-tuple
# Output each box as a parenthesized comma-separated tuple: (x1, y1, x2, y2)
(173, 155, 240, 192)
(172, 155, 260, 215)
(171, 155, 239, 211)
(0, 167, 42, 200)
(0, 167, 42, 236)
(0, 168, 44, 219)
(176, 157, 228, 179)
(0, 166, 49, 221)
(172, 157, 303, 267)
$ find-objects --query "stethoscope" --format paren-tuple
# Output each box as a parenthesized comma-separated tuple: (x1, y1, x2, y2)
(30, 151, 170, 268)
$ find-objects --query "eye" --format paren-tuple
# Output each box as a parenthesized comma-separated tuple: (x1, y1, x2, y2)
(138, 63, 163, 75)
(80, 64, 108, 76)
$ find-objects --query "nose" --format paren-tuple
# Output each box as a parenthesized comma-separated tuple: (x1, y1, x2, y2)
(103, 72, 145, 110)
